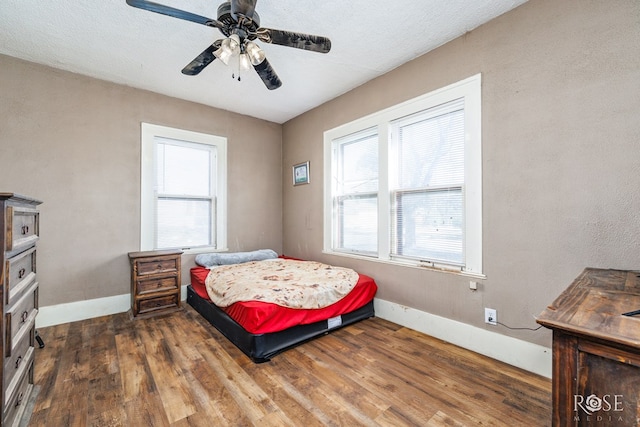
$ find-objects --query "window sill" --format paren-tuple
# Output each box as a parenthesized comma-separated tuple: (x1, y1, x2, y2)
(322, 250, 486, 280)
(160, 247, 229, 256)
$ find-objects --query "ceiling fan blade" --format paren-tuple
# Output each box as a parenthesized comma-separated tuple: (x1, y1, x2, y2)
(181, 41, 222, 76)
(231, 0, 257, 21)
(253, 58, 282, 90)
(126, 0, 223, 29)
(257, 28, 331, 53)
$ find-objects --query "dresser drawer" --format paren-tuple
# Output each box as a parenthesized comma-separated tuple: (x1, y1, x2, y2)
(5, 206, 39, 254)
(5, 282, 38, 357)
(137, 275, 179, 295)
(4, 247, 36, 306)
(135, 256, 180, 276)
(3, 359, 33, 427)
(137, 293, 179, 315)
(3, 328, 34, 398)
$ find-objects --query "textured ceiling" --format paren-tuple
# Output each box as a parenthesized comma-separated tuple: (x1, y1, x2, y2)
(0, 0, 527, 123)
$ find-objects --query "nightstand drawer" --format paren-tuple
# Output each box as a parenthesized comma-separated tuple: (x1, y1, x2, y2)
(136, 257, 179, 276)
(5, 282, 38, 357)
(5, 206, 39, 254)
(4, 247, 36, 306)
(137, 276, 179, 295)
(137, 293, 179, 315)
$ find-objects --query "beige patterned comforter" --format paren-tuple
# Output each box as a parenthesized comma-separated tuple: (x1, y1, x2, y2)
(205, 259, 359, 309)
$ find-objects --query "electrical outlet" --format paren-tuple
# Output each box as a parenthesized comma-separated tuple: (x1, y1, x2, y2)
(485, 308, 497, 325)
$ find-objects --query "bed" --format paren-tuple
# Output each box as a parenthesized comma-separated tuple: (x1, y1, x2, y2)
(186, 250, 377, 362)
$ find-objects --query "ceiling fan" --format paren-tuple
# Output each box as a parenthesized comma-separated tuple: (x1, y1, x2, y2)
(126, 0, 332, 90)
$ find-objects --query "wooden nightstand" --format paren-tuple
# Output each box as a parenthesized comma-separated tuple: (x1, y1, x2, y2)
(128, 249, 183, 319)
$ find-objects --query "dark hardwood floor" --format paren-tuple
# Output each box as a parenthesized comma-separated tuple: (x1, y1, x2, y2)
(28, 305, 551, 426)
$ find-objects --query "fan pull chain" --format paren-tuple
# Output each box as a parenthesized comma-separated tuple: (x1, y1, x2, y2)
(231, 61, 241, 81)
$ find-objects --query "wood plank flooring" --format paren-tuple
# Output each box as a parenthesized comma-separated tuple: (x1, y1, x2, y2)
(28, 305, 551, 426)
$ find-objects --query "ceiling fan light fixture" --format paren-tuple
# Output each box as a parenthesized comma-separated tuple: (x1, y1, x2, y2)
(239, 53, 252, 71)
(214, 40, 233, 65)
(245, 41, 266, 65)
(228, 34, 241, 55)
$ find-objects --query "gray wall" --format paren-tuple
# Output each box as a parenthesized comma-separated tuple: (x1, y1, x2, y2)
(0, 55, 283, 306)
(281, 0, 640, 347)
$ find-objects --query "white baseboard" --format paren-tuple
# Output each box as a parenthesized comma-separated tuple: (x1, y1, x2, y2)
(36, 290, 551, 378)
(36, 293, 131, 328)
(36, 286, 191, 329)
(374, 299, 552, 378)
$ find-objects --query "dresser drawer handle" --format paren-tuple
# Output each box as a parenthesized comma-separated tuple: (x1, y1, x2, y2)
(15, 355, 22, 369)
(21, 225, 29, 235)
(18, 268, 26, 279)
(15, 392, 23, 407)
(21, 310, 29, 323)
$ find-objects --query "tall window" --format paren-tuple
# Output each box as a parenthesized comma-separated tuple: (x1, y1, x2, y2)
(324, 75, 482, 275)
(390, 99, 464, 265)
(332, 128, 379, 254)
(141, 123, 227, 252)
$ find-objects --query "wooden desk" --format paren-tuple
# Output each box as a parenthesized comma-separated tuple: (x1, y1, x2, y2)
(537, 268, 640, 426)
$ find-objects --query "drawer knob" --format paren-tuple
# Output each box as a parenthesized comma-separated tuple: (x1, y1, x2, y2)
(15, 355, 22, 369)
(21, 310, 29, 323)
(21, 225, 29, 235)
(16, 392, 23, 407)
(18, 268, 26, 279)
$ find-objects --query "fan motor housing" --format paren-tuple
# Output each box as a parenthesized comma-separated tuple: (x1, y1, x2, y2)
(217, 1, 260, 38)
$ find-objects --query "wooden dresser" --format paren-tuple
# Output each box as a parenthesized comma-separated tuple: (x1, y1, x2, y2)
(537, 268, 640, 426)
(0, 193, 41, 426)
(128, 250, 183, 319)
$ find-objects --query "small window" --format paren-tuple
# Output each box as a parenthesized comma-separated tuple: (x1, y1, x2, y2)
(140, 123, 227, 252)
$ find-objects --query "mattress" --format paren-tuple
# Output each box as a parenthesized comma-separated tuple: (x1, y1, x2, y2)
(190, 264, 378, 334)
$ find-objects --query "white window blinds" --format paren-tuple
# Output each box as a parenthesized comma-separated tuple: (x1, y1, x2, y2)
(155, 137, 216, 249)
(390, 99, 465, 265)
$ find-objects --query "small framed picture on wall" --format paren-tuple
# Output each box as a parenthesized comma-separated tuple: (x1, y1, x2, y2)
(293, 161, 310, 186)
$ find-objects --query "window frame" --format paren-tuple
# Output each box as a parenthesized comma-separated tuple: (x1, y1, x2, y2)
(140, 123, 228, 253)
(323, 74, 483, 276)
